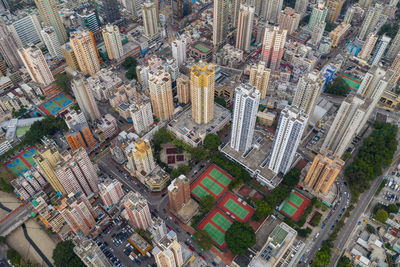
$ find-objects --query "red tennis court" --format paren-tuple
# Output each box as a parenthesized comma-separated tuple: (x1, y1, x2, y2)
(280, 191, 311, 221)
(217, 191, 254, 222)
(190, 164, 233, 200)
(197, 207, 234, 250)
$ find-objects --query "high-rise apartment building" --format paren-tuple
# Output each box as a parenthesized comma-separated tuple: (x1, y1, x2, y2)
(235, 4, 254, 52)
(34, 146, 66, 194)
(359, 0, 372, 8)
(387, 29, 400, 59)
(34, 0, 68, 44)
(126, 138, 156, 175)
(325, 0, 343, 23)
(8, 15, 42, 47)
(172, 0, 192, 19)
(232, 0, 241, 28)
(261, 26, 287, 70)
(294, 0, 309, 18)
(41, 27, 63, 59)
(172, 37, 188, 66)
(249, 61, 270, 99)
(70, 30, 100, 76)
(261, 0, 283, 23)
(130, 94, 154, 134)
(304, 150, 344, 194)
(143, 0, 160, 39)
(176, 74, 190, 104)
(277, 7, 300, 34)
(61, 42, 79, 70)
(309, 21, 325, 45)
(168, 174, 190, 213)
(18, 45, 55, 86)
(370, 35, 391, 66)
(102, 24, 123, 61)
(308, 1, 327, 32)
(357, 66, 391, 132)
(343, 6, 354, 24)
(190, 62, 215, 124)
(389, 53, 400, 88)
(73, 238, 112, 267)
(71, 74, 101, 121)
(76, 9, 101, 32)
(268, 106, 308, 174)
(293, 70, 324, 117)
(329, 23, 350, 47)
(212, 0, 229, 47)
(149, 218, 168, 243)
(99, 179, 124, 208)
(65, 123, 96, 151)
(230, 83, 260, 152)
(122, 191, 152, 230)
(358, 33, 378, 60)
(321, 93, 371, 157)
(125, 0, 141, 18)
(153, 231, 183, 267)
(54, 148, 99, 197)
(358, 3, 383, 40)
(148, 69, 174, 120)
(0, 24, 23, 70)
(59, 192, 96, 235)
(102, 0, 121, 23)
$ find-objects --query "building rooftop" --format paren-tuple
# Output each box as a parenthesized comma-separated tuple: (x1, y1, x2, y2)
(128, 233, 152, 255)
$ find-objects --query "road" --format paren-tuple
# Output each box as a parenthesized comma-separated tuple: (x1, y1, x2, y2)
(96, 153, 223, 266)
(298, 177, 348, 266)
(329, 135, 400, 266)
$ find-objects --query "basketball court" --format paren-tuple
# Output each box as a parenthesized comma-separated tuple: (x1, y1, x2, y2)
(38, 93, 74, 115)
(5, 146, 38, 175)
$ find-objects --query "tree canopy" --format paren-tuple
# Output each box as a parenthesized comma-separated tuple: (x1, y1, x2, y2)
(52, 240, 85, 267)
(203, 134, 221, 150)
(55, 73, 71, 94)
(374, 209, 388, 223)
(199, 195, 215, 213)
(378, 23, 399, 39)
(194, 230, 213, 250)
(253, 200, 273, 221)
(345, 122, 398, 198)
(225, 221, 256, 255)
(325, 77, 350, 96)
(313, 246, 331, 266)
(153, 128, 174, 147)
(388, 204, 398, 213)
(282, 168, 301, 187)
(215, 97, 226, 107)
(123, 57, 138, 80)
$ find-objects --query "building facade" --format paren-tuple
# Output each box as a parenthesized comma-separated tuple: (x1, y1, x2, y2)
(99, 179, 124, 208)
(277, 7, 300, 34)
(249, 61, 271, 99)
(70, 30, 100, 76)
(308, 1, 327, 32)
(261, 26, 287, 70)
(235, 4, 254, 52)
(102, 24, 124, 60)
(41, 26, 63, 59)
(148, 69, 174, 120)
(176, 74, 190, 104)
(143, 0, 160, 39)
(168, 175, 190, 213)
(212, 0, 229, 47)
(122, 191, 152, 230)
(71, 74, 101, 121)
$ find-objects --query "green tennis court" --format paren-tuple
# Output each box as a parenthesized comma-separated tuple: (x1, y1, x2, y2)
(282, 202, 297, 216)
(203, 223, 225, 245)
(201, 177, 223, 195)
(224, 199, 249, 220)
(192, 185, 210, 199)
(289, 192, 304, 207)
(209, 169, 231, 186)
(341, 74, 360, 91)
(211, 212, 232, 231)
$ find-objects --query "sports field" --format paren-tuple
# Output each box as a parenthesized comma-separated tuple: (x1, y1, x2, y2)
(38, 93, 74, 115)
(341, 74, 360, 92)
(280, 191, 311, 221)
(191, 164, 233, 200)
(5, 146, 38, 175)
(194, 43, 212, 53)
(197, 208, 234, 249)
(217, 191, 255, 222)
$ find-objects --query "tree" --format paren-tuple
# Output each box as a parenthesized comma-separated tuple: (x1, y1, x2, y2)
(171, 165, 190, 178)
(388, 203, 398, 213)
(374, 209, 388, 223)
(204, 134, 221, 150)
(313, 246, 331, 266)
(52, 240, 85, 267)
(215, 97, 226, 107)
(55, 73, 71, 94)
(152, 128, 173, 146)
(225, 221, 256, 255)
(282, 168, 301, 187)
(325, 21, 335, 32)
(122, 56, 137, 69)
(366, 224, 376, 234)
(325, 77, 350, 96)
(199, 195, 215, 213)
(337, 255, 351, 267)
(253, 200, 273, 221)
(190, 147, 208, 163)
(71, 103, 80, 111)
(194, 230, 213, 250)
(125, 67, 137, 80)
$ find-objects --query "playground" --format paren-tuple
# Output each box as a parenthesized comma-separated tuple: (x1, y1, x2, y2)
(280, 191, 311, 221)
(38, 93, 74, 115)
(197, 208, 234, 249)
(341, 74, 361, 92)
(5, 147, 38, 176)
(217, 191, 255, 222)
(191, 164, 233, 200)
